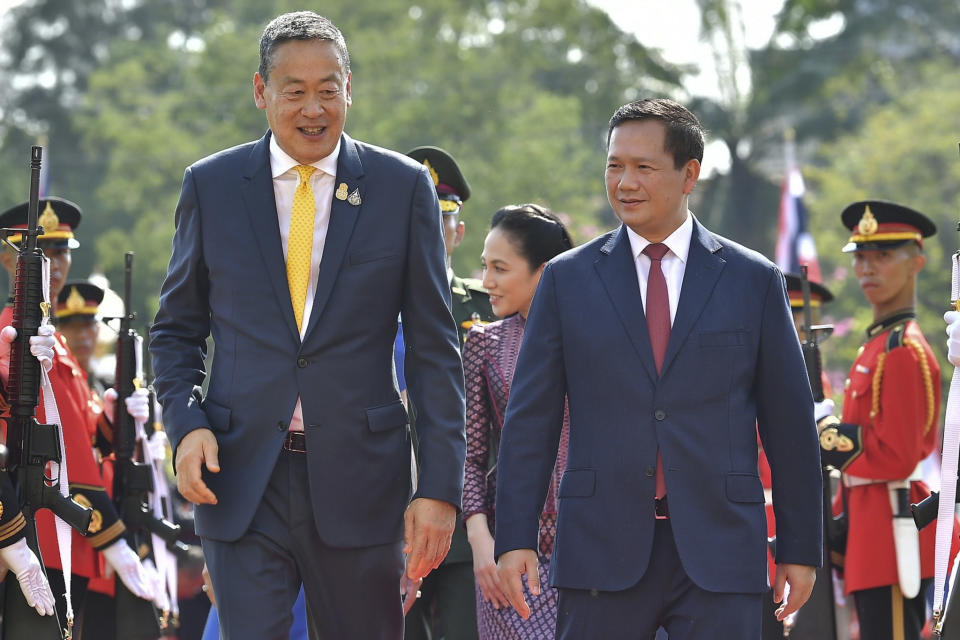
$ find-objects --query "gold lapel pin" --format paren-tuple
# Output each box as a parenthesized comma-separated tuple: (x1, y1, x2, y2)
(335, 183, 348, 201)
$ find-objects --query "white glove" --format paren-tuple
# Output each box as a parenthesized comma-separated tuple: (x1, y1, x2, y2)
(102, 539, 157, 602)
(0, 324, 57, 383)
(814, 398, 835, 423)
(0, 538, 56, 616)
(946, 311, 960, 367)
(124, 388, 150, 423)
(142, 558, 170, 612)
(146, 431, 169, 463)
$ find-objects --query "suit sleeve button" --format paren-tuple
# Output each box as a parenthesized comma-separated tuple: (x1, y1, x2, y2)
(297, 357, 308, 368)
(654, 409, 666, 421)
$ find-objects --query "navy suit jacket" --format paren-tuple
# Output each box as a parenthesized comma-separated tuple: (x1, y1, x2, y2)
(494, 219, 822, 593)
(150, 132, 466, 546)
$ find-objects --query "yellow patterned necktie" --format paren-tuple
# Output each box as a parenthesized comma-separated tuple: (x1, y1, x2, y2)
(287, 165, 317, 332)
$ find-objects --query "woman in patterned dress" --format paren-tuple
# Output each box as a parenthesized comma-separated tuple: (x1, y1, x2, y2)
(462, 204, 574, 639)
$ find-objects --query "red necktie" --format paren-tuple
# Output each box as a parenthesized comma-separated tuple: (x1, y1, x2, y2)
(643, 243, 670, 503)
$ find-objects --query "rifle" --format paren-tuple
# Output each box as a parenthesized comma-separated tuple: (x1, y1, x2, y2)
(788, 265, 838, 639)
(111, 251, 181, 638)
(0, 146, 93, 639)
(918, 175, 960, 637)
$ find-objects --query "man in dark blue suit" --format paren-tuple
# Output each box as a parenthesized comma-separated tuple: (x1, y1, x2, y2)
(494, 99, 823, 638)
(149, 12, 465, 639)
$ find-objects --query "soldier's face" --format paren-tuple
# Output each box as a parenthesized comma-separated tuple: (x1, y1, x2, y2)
(852, 246, 924, 308)
(41, 246, 71, 299)
(59, 318, 99, 372)
(442, 215, 465, 257)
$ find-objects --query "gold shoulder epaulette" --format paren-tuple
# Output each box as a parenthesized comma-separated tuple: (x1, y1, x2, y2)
(903, 336, 935, 435)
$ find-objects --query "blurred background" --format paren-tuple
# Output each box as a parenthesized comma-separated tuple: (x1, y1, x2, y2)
(0, 0, 958, 410)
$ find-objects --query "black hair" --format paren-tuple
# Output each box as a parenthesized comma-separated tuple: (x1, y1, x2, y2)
(259, 11, 351, 82)
(490, 204, 574, 271)
(607, 98, 705, 169)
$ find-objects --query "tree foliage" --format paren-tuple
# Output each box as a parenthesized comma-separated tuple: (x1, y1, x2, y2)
(0, 0, 680, 321)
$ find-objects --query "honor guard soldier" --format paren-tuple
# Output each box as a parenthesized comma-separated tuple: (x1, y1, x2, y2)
(818, 200, 960, 640)
(404, 146, 494, 640)
(408, 146, 496, 344)
(0, 198, 161, 631)
(55, 280, 124, 639)
(55, 281, 107, 394)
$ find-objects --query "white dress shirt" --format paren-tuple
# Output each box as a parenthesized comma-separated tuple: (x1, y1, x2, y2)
(269, 135, 341, 431)
(625, 213, 694, 325)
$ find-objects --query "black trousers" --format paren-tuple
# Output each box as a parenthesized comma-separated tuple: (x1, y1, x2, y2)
(404, 560, 478, 640)
(853, 580, 931, 640)
(203, 449, 404, 640)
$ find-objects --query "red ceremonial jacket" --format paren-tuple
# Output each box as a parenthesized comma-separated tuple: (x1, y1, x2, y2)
(0, 306, 125, 580)
(823, 312, 959, 593)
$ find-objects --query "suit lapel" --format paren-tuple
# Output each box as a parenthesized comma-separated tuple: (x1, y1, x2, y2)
(240, 132, 300, 343)
(660, 218, 725, 377)
(302, 134, 364, 342)
(594, 226, 658, 384)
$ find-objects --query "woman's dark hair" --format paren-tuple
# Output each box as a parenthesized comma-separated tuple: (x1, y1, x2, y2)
(490, 204, 574, 271)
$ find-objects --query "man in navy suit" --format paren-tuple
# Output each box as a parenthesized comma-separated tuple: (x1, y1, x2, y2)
(149, 12, 465, 639)
(494, 99, 823, 638)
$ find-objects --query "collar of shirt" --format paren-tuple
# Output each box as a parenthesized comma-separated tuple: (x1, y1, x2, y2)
(269, 134, 341, 180)
(625, 212, 694, 263)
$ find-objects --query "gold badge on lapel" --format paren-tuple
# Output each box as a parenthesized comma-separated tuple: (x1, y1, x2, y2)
(347, 189, 362, 206)
(335, 183, 349, 201)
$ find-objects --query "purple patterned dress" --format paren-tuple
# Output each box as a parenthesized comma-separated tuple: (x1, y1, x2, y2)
(462, 314, 570, 639)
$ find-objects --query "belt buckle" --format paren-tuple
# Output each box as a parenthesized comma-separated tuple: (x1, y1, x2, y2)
(283, 431, 306, 453)
(654, 496, 669, 519)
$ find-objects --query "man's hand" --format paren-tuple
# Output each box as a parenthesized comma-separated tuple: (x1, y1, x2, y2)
(403, 497, 456, 580)
(773, 563, 816, 621)
(175, 428, 220, 505)
(496, 548, 539, 620)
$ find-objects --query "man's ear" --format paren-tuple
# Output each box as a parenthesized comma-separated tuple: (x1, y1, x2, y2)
(912, 251, 927, 274)
(682, 158, 701, 195)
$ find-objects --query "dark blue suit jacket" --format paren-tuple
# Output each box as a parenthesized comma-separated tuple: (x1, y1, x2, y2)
(150, 132, 465, 546)
(494, 219, 822, 593)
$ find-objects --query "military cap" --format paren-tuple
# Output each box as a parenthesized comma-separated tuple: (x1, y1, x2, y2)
(0, 197, 81, 249)
(55, 281, 104, 324)
(784, 273, 834, 309)
(406, 146, 471, 214)
(840, 200, 935, 253)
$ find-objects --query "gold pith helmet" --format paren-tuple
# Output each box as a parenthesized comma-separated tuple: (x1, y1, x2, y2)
(0, 196, 81, 248)
(840, 200, 936, 253)
(406, 146, 471, 214)
(55, 281, 104, 324)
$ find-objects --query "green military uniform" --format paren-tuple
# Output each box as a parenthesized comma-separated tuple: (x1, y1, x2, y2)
(404, 146, 493, 640)
(451, 274, 496, 347)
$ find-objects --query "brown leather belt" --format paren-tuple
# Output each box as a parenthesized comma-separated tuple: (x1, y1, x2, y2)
(283, 431, 306, 453)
